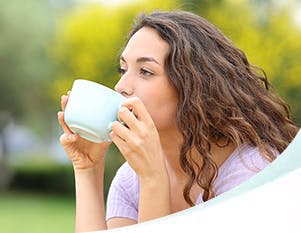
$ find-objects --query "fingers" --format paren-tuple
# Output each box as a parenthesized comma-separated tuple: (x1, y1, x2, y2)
(57, 111, 73, 134)
(110, 121, 133, 142)
(118, 107, 139, 131)
(109, 123, 138, 159)
(61, 94, 68, 111)
(109, 130, 127, 153)
(58, 91, 73, 134)
(113, 97, 155, 146)
(121, 97, 154, 126)
(59, 132, 78, 146)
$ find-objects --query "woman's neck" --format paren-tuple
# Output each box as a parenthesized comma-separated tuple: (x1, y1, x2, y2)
(159, 131, 236, 178)
(159, 129, 185, 176)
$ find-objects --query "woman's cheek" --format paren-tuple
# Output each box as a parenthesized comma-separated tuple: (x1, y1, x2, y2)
(149, 106, 178, 131)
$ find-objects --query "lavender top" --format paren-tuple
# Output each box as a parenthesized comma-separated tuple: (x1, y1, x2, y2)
(106, 144, 275, 221)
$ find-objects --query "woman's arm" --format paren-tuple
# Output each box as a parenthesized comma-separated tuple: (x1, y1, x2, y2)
(58, 93, 110, 232)
(138, 170, 171, 222)
(74, 165, 107, 232)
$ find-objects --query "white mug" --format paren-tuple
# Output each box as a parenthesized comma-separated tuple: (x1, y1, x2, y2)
(64, 79, 126, 143)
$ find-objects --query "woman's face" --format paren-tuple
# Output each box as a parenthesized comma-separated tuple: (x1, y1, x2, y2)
(115, 26, 179, 133)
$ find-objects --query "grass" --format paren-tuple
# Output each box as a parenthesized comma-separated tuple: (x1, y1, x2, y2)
(0, 191, 75, 233)
(0, 145, 125, 233)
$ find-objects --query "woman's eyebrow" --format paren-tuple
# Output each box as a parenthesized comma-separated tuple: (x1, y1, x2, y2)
(136, 56, 160, 65)
(120, 55, 160, 65)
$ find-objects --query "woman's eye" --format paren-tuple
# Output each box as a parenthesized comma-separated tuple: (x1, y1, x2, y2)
(118, 67, 126, 75)
(140, 68, 153, 76)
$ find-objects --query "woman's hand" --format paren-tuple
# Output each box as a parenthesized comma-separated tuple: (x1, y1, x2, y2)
(109, 97, 167, 180)
(110, 97, 171, 222)
(57, 92, 111, 170)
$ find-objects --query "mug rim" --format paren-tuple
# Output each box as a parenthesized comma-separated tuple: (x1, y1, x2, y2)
(73, 79, 119, 95)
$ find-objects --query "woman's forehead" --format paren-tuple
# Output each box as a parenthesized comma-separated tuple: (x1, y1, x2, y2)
(121, 27, 170, 64)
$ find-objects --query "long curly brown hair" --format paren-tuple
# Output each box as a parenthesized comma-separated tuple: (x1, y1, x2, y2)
(126, 11, 299, 206)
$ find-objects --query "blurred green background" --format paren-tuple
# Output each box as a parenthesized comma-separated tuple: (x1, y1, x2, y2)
(0, 0, 300, 232)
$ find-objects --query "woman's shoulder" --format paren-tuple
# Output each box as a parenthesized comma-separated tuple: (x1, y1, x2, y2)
(115, 162, 137, 177)
(213, 144, 277, 196)
(111, 162, 139, 189)
(228, 144, 275, 172)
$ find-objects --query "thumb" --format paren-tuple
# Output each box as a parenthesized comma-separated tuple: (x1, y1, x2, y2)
(60, 133, 77, 147)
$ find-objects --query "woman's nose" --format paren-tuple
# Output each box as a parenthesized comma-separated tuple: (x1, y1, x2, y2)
(114, 74, 134, 97)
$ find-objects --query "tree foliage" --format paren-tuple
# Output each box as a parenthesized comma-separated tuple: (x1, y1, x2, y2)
(49, 0, 177, 101)
(0, 0, 58, 133)
(202, 1, 301, 125)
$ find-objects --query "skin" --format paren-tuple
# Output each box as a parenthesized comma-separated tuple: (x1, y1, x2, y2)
(58, 26, 235, 232)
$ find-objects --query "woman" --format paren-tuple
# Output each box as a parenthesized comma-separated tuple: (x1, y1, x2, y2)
(58, 11, 298, 232)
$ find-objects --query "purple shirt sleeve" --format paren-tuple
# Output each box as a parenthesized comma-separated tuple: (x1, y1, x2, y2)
(106, 162, 139, 221)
